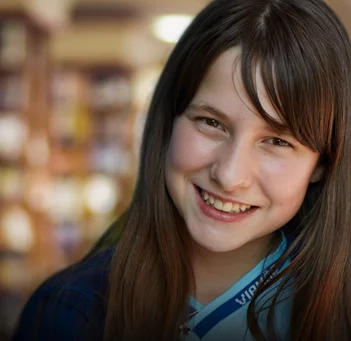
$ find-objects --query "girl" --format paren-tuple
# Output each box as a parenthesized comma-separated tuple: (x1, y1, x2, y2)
(13, 0, 351, 340)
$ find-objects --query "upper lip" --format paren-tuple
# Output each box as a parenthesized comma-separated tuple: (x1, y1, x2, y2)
(197, 185, 255, 207)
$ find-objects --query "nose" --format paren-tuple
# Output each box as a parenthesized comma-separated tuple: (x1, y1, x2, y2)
(210, 142, 254, 192)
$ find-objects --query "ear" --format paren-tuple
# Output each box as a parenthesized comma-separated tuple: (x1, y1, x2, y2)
(309, 164, 325, 183)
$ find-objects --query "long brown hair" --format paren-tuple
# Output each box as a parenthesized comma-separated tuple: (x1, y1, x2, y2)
(101, 0, 351, 340)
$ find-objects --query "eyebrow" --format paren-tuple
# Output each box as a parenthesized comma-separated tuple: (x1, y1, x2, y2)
(187, 103, 295, 137)
(187, 103, 229, 121)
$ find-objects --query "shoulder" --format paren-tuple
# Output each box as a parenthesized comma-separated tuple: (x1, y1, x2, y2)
(45, 246, 114, 298)
(13, 247, 115, 341)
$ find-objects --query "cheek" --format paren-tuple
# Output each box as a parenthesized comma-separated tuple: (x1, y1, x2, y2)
(262, 158, 316, 210)
(166, 121, 215, 173)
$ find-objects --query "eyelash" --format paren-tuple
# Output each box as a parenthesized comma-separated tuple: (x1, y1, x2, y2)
(196, 116, 293, 148)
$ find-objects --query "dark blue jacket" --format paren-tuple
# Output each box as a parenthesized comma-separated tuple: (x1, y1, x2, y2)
(13, 248, 114, 341)
(13, 231, 296, 341)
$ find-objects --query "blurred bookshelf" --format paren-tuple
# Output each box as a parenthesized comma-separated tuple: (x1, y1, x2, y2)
(48, 63, 136, 259)
(0, 10, 140, 340)
(0, 10, 51, 339)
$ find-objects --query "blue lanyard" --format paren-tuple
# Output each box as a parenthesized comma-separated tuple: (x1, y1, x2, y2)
(190, 262, 283, 339)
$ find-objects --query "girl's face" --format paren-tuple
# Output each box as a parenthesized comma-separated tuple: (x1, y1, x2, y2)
(165, 47, 322, 253)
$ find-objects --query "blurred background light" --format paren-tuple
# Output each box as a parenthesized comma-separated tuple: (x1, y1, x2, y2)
(0, 115, 28, 160)
(49, 178, 84, 222)
(152, 14, 193, 43)
(1, 207, 34, 253)
(83, 174, 120, 214)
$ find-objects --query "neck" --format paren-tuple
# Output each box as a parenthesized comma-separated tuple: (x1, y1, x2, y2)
(192, 232, 280, 306)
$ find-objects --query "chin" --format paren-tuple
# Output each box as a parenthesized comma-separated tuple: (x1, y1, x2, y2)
(193, 236, 244, 253)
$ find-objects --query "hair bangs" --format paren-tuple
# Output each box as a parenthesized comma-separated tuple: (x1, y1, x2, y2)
(239, 3, 337, 155)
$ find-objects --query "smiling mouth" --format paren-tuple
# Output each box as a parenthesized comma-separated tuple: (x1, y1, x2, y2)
(196, 186, 255, 214)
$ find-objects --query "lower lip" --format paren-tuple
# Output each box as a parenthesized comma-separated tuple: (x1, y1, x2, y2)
(194, 185, 258, 223)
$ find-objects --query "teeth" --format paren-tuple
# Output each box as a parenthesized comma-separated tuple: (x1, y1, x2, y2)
(201, 190, 252, 214)
(239, 204, 247, 212)
(232, 203, 240, 212)
(214, 200, 223, 210)
(222, 202, 233, 212)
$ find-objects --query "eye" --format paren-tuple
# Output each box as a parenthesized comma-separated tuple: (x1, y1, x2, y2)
(266, 137, 292, 147)
(197, 117, 225, 131)
(205, 118, 220, 128)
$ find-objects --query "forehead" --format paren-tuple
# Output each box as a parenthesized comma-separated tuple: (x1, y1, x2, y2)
(195, 46, 284, 126)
